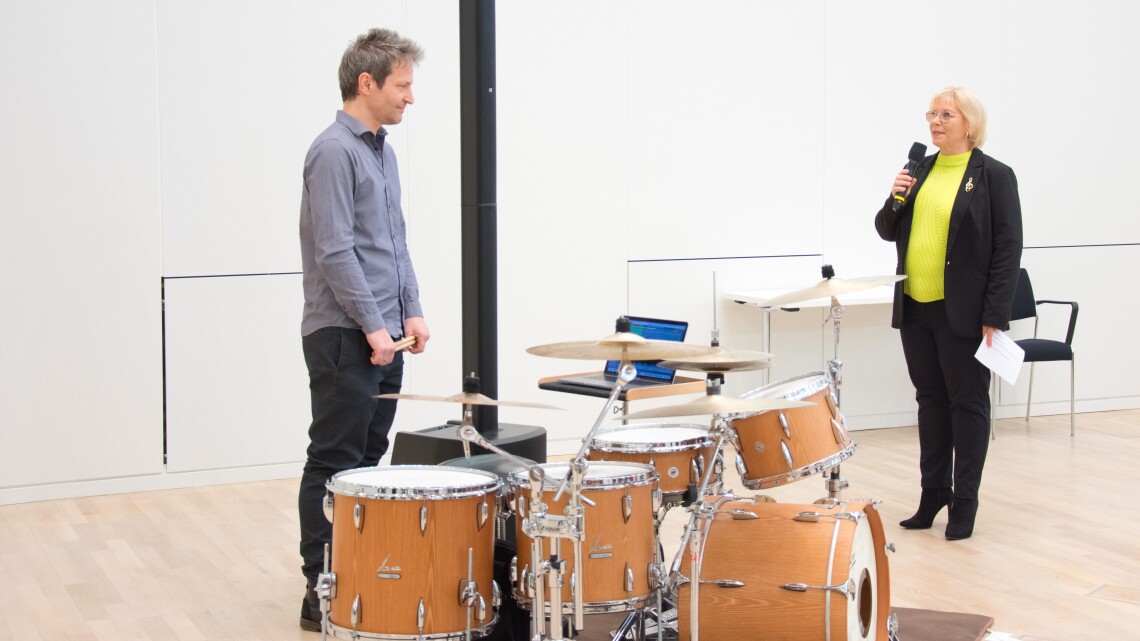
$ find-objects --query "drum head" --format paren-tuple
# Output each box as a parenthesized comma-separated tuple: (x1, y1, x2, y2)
(328, 465, 500, 499)
(510, 461, 657, 489)
(740, 371, 830, 401)
(591, 424, 712, 452)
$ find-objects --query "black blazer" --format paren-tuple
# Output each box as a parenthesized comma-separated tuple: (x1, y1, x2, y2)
(874, 148, 1023, 338)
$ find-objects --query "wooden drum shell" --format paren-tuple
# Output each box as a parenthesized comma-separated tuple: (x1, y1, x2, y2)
(327, 466, 500, 638)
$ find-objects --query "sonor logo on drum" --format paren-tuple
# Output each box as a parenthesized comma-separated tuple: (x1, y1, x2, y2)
(589, 533, 614, 559)
(376, 555, 402, 580)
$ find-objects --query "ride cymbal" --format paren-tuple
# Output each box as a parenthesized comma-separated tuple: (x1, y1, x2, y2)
(526, 334, 717, 361)
(376, 392, 560, 410)
(753, 274, 905, 308)
(659, 348, 773, 373)
(620, 394, 811, 420)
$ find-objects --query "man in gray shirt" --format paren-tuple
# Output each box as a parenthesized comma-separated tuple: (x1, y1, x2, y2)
(296, 28, 430, 631)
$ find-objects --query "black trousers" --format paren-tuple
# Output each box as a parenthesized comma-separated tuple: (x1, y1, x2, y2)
(899, 297, 991, 501)
(298, 327, 404, 579)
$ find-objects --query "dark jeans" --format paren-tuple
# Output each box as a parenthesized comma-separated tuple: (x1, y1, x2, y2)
(298, 327, 404, 579)
(900, 297, 991, 501)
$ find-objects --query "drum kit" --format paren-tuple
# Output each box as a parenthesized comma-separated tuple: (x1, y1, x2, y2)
(312, 271, 904, 641)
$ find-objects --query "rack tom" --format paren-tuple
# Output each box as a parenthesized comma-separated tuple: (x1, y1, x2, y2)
(730, 372, 855, 489)
(587, 424, 722, 503)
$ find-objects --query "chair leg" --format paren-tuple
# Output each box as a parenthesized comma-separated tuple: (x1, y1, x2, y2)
(1025, 362, 1037, 421)
(1070, 355, 1076, 437)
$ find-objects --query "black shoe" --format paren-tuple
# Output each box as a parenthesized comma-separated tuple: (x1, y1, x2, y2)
(899, 488, 953, 529)
(300, 577, 321, 632)
(945, 498, 979, 541)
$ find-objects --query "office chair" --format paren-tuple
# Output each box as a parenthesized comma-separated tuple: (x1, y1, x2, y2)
(992, 268, 1079, 439)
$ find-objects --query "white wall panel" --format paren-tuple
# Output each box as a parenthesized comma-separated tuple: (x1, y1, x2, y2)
(495, 1, 633, 450)
(0, 0, 165, 492)
(156, 0, 457, 277)
(1003, 1, 1140, 247)
(163, 275, 310, 471)
(627, 1, 826, 261)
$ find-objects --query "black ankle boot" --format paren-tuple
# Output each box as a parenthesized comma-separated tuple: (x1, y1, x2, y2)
(300, 577, 321, 632)
(899, 488, 953, 529)
(945, 498, 979, 540)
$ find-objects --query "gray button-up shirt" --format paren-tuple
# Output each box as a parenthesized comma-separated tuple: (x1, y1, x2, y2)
(299, 111, 422, 337)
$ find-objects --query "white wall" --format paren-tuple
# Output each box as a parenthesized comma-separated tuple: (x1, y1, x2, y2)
(2, 0, 1136, 503)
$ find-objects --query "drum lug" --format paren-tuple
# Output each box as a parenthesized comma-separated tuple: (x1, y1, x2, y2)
(780, 441, 795, 472)
(478, 495, 489, 530)
(517, 495, 527, 517)
(728, 509, 758, 520)
(889, 611, 901, 640)
(492, 579, 502, 608)
(624, 563, 635, 594)
(648, 562, 665, 590)
(420, 503, 429, 536)
(831, 417, 849, 445)
(652, 488, 663, 512)
(315, 572, 337, 601)
(351, 594, 362, 628)
(477, 593, 488, 621)
(702, 578, 746, 588)
(509, 556, 518, 586)
(780, 578, 857, 600)
(623, 491, 633, 523)
(417, 597, 425, 632)
(886, 541, 897, 554)
(734, 452, 748, 477)
(353, 502, 364, 532)
(690, 455, 703, 485)
(778, 412, 791, 439)
(322, 493, 334, 523)
(459, 578, 478, 607)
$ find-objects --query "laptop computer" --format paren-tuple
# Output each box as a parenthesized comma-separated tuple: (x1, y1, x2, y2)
(558, 316, 689, 390)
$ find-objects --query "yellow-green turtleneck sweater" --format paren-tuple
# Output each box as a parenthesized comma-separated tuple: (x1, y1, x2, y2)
(904, 150, 971, 302)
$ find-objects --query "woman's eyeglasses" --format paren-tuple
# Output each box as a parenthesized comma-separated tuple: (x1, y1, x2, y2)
(925, 111, 959, 123)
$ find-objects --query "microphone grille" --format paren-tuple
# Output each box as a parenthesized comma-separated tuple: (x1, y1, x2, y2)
(908, 142, 928, 161)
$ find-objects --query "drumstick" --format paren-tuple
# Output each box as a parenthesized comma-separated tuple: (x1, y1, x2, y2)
(394, 336, 417, 351)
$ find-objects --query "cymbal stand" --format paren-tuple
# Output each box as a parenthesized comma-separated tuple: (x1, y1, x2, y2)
(663, 390, 740, 641)
(459, 422, 589, 641)
(818, 294, 850, 506)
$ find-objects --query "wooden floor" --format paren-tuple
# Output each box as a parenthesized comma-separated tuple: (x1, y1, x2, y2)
(1, 410, 1137, 641)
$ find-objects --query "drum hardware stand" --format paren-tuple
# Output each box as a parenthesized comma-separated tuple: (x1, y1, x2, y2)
(315, 543, 335, 641)
(662, 405, 743, 641)
(461, 367, 639, 641)
(818, 266, 851, 507)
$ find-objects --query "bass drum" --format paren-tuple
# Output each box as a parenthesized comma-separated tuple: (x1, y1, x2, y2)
(677, 499, 892, 641)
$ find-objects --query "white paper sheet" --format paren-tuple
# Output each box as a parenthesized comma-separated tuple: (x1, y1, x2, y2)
(974, 330, 1025, 385)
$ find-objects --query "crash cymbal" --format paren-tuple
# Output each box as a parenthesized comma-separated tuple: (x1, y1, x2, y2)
(754, 274, 905, 309)
(620, 394, 812, 420)
(659, 348, 773, 373)
(527, 333, 718, 361)
(376, 392, 560, 410)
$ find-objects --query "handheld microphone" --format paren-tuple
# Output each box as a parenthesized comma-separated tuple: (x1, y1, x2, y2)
(891, 142, 927, 212)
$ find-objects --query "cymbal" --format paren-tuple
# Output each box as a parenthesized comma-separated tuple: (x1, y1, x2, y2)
(527, 333, 718, 361)
(659, 348, 773, 373)
(376, 392, 560, 410)
(754, 274, 905, 308)
(620, 394, 812, 420)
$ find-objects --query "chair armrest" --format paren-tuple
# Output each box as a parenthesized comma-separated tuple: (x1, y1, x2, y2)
(1036, 300, 1079, 345)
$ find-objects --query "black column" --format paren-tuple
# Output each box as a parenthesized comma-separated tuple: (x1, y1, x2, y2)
(460, 0, 498, 432)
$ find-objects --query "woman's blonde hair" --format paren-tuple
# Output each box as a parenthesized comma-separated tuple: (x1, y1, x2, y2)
(931, 86, 987, 149)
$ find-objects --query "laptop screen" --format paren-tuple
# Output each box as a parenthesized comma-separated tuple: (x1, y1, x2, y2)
(603, 316, 689, 382)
